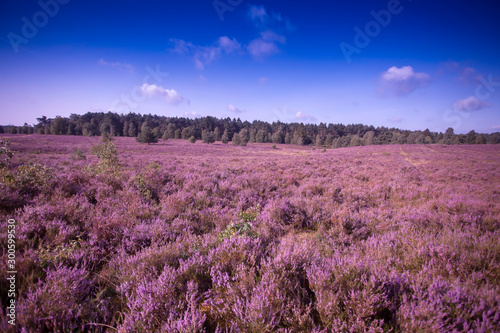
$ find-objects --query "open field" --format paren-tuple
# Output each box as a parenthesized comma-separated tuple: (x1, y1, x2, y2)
(1, 134, 500, 332)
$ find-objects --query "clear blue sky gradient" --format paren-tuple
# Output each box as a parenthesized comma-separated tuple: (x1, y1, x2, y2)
(1, 0, 499, 133)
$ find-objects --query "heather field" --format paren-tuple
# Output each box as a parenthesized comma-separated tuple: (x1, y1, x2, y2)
(1, 134, 500, 332)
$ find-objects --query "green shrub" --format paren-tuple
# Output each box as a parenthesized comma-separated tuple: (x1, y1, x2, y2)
(136, 122, 158, 144)
(0, 138, 13, 168)
(91, 140, 120, 174)
(17, 163, 53, 192)
(217, 221, 258, 242)
(133, 174, 153, 201)
(238, 204, 260, 222)
(218, 205, 260, 241)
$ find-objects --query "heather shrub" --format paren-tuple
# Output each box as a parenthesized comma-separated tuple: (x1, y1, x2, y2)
(161, 281, 206, 332)
(57, 170, 92, 198)
(0, 185, 27, 212)
(205, 235, 320, 332)
(3, 136, 499, 332)
(204, 264, 284, 332)
(120, 251, 210, 332)
(398, 277, 500, 331)
(18, 265, 95, 332)
(208, 236, 264, 278)
(264, 199, 310, 231)
(307, 255, 408, 331)
(121, 222, 165, 255)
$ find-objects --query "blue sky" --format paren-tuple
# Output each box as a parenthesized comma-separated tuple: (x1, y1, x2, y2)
(1, 0, 499, 133)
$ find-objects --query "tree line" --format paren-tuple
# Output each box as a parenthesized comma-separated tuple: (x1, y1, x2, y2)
(1, 112, 499, 147)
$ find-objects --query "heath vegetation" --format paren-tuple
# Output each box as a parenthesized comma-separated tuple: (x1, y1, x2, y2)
(0, 134, 499, 332)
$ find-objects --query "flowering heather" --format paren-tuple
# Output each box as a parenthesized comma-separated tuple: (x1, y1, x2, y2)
(1, 134, 499, 332)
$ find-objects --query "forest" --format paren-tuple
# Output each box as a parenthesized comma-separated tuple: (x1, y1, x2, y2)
(2, 112, 499, 146)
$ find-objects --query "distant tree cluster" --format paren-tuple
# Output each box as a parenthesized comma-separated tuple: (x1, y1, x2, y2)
(1, 112, 499, 146)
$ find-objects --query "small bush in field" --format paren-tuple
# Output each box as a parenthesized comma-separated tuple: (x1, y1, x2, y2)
(133, 173, 155, 201)
(188, 136, 196, 143)
(272, 144, 277, 149)
(217, 221, 258, 242)
(16, 163, 53, 194)
(238, 204, 261, 222)
(90, 140, 120, 173)
(218, 206, 260, 241)
(71, 148, 86, 161)
(0, 138, 13, 168)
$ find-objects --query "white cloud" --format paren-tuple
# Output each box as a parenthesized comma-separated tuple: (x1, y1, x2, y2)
(379, 66, 431, 96)
(382, 66, 415, 81)
(247, 31, 286, 59)
(295, 111, 316, 122)
(169, 5, 291, 69)
(169, 39, 194, 54)
(388, 117, 404, 123)
(140, 83, 187, 105)
(453, 96, 490, 112)
(248, 4, 268, 26)
(247, 4, 294, 31)
(170, 5, 291, 69)
(442, 62, 481, 85)
(218, 36, 241, 53)
(98, 58, 134, 73)
(184, 111, 198, 118)
(492, 125, 500, 130)
(246, 5, 291, 59)
(227, 104, 243, 114)
(169, 36, 240, 70)
(457, 67, 480, 85)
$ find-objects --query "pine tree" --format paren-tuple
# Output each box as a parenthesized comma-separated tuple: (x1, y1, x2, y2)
(239, 128, 250, 146)
(214, 127, 221, 141)
(221, 129, 229, 144)
(232, 133, 241, 146)
(128, 123, 137, 137)
(162, 130, 169, 141)
(136, 122, 158, 144)
(203, 132, 215, 144)
(315, 134, 323, 147)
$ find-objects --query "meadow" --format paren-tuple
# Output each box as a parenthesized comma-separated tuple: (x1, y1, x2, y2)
(1, 134, 499, 332)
